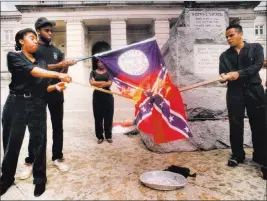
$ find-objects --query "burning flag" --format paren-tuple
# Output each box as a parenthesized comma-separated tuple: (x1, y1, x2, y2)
(95, 38, 192, 143)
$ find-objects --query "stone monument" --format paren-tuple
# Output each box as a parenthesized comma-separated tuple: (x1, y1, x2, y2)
(141, 8, 252, 153)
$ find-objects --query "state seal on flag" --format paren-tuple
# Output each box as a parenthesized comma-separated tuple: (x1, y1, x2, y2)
(118, 49, 149, 76)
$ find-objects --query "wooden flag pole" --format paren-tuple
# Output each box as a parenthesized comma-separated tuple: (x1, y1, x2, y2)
(72, 76, 225, 99)
(91, 86, 133, 99)
(71, 81, 133, 100)
(179, 77, 222, 92)
(179, 60, 266, 92)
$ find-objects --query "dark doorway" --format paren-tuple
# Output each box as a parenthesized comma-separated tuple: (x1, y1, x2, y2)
(92, 41, 111, 70)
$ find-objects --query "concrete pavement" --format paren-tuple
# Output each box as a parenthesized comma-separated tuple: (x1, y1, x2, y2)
(0, 78, 266, 200)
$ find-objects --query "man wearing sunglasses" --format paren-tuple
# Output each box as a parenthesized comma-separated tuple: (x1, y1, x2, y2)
(19, 17, 76, 180)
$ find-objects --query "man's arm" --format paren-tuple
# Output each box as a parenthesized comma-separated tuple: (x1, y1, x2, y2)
(219, 54, 229, 83)
(48, 60, 75, 71)
(47, 61, 66, 70)
(47, 51, 76, 70)
(237, 44, 264, 78)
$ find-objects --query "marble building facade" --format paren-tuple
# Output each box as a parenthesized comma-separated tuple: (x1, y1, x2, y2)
(1, 1, 265, 83)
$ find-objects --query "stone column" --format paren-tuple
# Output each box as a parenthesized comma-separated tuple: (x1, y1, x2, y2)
(84, 27, 90, 70)
(66, 19, 88, 84)
(154, 18, 170, 49)
(239, 16, 256, 43)
(110, 19, 127, 50)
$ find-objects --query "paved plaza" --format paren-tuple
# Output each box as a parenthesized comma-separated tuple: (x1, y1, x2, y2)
(0, 78, 266, 200)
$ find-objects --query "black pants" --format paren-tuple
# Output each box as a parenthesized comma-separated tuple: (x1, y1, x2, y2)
(1, 94, 47, 184)
(227, 84, 267, 165)
(92, 91, 114, 140)
(26, 94, 64, 163)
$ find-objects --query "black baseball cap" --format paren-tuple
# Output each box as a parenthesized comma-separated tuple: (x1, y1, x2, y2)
(35, 17, 56, 30)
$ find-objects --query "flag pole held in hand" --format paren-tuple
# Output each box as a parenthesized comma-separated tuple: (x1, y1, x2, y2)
(179, 77, 223, 92)
(75, 56, 94, 63)
(71, 80, 133, 100)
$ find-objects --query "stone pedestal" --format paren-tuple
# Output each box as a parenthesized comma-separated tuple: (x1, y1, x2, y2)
(141, 120, 252, 153)
(175, 27, 227, 86)
(184, 8, 229, 29)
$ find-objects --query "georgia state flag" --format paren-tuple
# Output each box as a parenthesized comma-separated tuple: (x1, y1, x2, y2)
(95, 38, 192, 144)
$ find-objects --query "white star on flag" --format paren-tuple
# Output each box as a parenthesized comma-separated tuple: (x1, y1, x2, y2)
(169, 116, 174, 122)
(160, 101, 164, 108)
(141, 107, 146, 112)
(184, 127, 190, 133)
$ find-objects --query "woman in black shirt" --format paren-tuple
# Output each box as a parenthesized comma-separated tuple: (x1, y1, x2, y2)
(89, 60, 114, 144)
(0, 28, 71, 197)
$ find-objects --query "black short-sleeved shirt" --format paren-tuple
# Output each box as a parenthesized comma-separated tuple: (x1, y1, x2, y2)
(89, 70, 111, 90)
(35, 43, 65, 102)
(35, 43, 64, 85)
(7, 51, 50, 97)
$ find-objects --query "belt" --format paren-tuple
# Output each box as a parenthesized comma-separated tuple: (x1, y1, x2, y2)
(10, 91, 32, 98)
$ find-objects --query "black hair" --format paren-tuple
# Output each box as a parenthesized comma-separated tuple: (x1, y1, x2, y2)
(226, 24, 243, 33)
(14, 28, 37, 51)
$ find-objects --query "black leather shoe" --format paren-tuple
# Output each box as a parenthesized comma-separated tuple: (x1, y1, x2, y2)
(34, 183, 45, 197)
(0, 181, 13, 196)
(261, 167, 267, 180)
(106, 138, 113, 143)
(252, 155, 264, 165)
(97, 139, 104, 144)
(228, 156, 245, 167)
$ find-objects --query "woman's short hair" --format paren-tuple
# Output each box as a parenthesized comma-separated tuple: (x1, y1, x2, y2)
(14, 28, 37, 51)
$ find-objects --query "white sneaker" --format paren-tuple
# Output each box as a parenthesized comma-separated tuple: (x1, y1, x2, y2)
(53, 159, 69, 172)
(20, 163, 33, 180)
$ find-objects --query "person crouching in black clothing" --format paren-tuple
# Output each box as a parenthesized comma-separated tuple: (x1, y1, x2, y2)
(0, 28, 71, 197)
